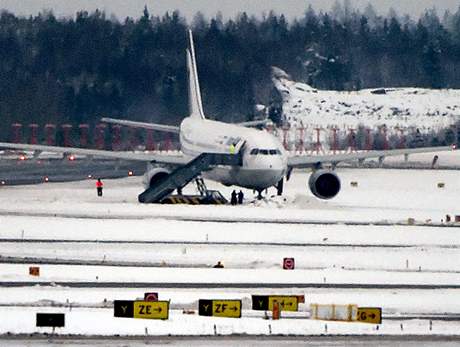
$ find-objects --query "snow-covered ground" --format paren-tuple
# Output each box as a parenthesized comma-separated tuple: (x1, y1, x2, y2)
(271, 68, 460, 153)
(1, 153, 460, 224)
(3, 305, 460, 337)
(273, 67, 460, 132)
(1, 161, 460, 336)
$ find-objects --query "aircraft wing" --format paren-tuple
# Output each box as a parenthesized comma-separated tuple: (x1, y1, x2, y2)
(237, 119, 270, 127)
(100, 117, 180, 133)
(288, 146, 457, 169)
(0, 142, 189, 165)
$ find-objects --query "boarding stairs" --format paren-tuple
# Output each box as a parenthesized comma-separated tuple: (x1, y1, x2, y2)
(138, 151, 242, 203)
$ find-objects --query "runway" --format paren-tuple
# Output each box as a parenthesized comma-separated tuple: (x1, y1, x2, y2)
(2, 210, 459, 227)
(1, 281, 460, 290)
(2, 335, 460, 346)
(0, 158, 145, 185)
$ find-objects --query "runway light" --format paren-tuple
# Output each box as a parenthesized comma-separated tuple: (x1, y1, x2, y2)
(87, 174, 92, 179)
(452, 144, 457, 150)
(128, 170, 134, 176)
(68, 155, 76, 161)
(1, 181, 5, 185)
(19, 155, 26, 161)
(44, 176, 49, 182)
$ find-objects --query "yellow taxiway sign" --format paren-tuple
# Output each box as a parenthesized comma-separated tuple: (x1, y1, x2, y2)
(199, 299, 242, 318)
(133, 301, 169, 320)
(357, 307, 382, 324)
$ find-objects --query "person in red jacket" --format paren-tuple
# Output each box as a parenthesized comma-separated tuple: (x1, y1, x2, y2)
(96, 178, 103, 197)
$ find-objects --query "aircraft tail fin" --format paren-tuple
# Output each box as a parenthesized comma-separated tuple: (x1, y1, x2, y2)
(186, 29, 205, 119)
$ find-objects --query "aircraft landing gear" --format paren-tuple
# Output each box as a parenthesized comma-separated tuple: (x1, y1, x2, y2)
(276, 178, 284, 196)
(257, 190, 263, 200)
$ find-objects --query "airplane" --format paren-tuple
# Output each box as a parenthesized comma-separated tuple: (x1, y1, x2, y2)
(0, 29, 457, 202)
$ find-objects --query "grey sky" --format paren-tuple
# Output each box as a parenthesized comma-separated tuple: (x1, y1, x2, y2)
(0, 0, 459, 21)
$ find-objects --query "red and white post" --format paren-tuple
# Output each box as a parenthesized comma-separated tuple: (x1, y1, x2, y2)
(45, 124, 56, 146)
(28, 124, 39, 145)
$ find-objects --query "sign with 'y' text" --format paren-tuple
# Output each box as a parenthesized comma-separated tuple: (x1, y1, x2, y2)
(252, 295, 299, 312)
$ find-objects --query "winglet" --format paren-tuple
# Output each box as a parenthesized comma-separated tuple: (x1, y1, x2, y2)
(187, 29, 205, 119)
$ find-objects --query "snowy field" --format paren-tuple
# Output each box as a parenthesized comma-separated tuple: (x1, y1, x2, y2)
(0, 151, 460, 337)
(273, 67, 460, 132)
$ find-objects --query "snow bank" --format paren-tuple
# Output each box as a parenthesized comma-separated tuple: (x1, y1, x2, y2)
(272, 68, 460, 133)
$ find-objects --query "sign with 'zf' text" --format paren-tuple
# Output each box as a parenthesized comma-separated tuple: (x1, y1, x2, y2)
(114, 300, 169, 320)
(356, 307, 382, 324)
(252, 295, 299, 312)
(198, 299, 242, 318)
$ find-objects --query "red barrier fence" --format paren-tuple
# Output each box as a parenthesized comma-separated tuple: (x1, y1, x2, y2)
(78, 124, 89, 147)
(45, 124, 56, 146)
(61, 124, 73, 147)
(95, 124, 106, 150)
(9, 122, 443, 153)
(11, 123, 22, 143)
(28, 124, 39, 145)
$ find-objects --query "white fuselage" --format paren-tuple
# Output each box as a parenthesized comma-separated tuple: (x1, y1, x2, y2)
(179, 117, 288, 190)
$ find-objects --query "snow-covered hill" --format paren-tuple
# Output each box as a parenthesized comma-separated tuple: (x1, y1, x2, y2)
(272, 67, 460, 133)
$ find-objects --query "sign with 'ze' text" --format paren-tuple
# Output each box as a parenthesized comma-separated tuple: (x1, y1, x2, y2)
(114, 300, 169, 320)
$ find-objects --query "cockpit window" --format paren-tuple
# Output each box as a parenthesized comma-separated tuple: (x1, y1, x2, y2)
(250, 148, 281, 155)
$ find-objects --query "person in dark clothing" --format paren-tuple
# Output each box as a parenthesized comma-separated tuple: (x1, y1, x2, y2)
(96, 178, 103, 197)
(230, 190, 237, 205)
(213, 261, 224, 268)
(237, 190, 244, 204)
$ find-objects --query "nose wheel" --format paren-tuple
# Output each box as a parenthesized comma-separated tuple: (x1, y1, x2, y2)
(276, 178, 284, 196)
(256, 190, 263, 200)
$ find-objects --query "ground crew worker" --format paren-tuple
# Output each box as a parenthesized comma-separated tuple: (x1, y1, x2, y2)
(96, 178, 103, 197)
(229, 143, 235, 154)
(237, 190, 244, 204)
(213, 261, 224, 268)
(230, 190, 237, 205)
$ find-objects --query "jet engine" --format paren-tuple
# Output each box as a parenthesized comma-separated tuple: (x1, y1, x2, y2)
(142, 168, 171, 189)
(308, 169, 341, 199)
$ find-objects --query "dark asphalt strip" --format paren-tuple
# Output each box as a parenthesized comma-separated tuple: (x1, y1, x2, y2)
(0, 238, 420, 248)
(1, 335, 460, 343)
(1, 282, 460, 289)
(0, 210, 458, 228)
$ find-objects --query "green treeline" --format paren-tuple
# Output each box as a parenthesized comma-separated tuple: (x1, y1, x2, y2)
(1, 4, 460, 140)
